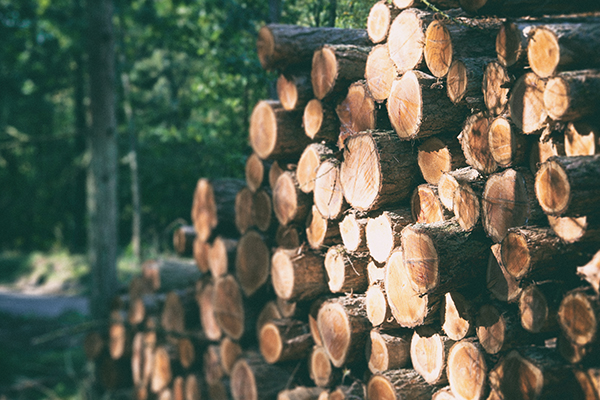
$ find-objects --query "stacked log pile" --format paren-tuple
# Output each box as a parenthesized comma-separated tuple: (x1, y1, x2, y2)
(87, 1, 600, 399)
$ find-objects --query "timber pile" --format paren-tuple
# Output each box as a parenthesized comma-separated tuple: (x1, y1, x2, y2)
(86, 2, 600, 399)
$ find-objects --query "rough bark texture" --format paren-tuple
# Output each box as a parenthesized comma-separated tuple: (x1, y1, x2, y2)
(366, 329, 411, 373)
(340, 131, 419, 212)
(230, 352, 296, 400)
(259, 318, 313, 364)
(312, 45, 371, 101)
(544, 69, 600, 122)
(257, 24, 370, 71)
(460, 0, 598, 17)
(271, 246, 329, 302)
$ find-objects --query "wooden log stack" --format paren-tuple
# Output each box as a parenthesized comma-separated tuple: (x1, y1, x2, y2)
(87, 2, 600, 399)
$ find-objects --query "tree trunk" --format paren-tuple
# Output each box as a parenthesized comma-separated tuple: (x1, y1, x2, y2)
(259, 318, 313, 363)
(509, 72, 548, 134)
(367, 1, 401, 43)
(314, 159, 348, 220)
(271, 246, 330, 302)
(324, 244, 370, 293)
(488, 116, 528, 168)
(446, 339, 487, 400)
(256, 24, 369, 71)
(418, 135, 467, 185)
(235, 230, 270, 297)
(366, 329, 411, 374)
(297, 143, 337, 194)
(544, 69, 600, 122)
(438, 167, 483, 211)
(367, 368, 438, 400)
(388, 70, 468, 140)
(312, 45, 371, 101)
(411, 184, 452, 224)
(460, 0, 598, 16)
(303, 99, 340, 142)
(365, 44, 398, 102)
(273, 171, 313, 226)
(306, 205, 341, 250)
(317, 294, 372, 367)
(366, 208, 412, 263)
(340, 131, 419, 211)
(192, 178, 243, 241)
(249, 100, 310, 160)
(459, 112, 498, 174)
(87, 0, 118, 320)
(387, 9, 435, 73)
(277, 70, 313, 111)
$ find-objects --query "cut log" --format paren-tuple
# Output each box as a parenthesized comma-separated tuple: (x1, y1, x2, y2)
(460, 0, 598, 16)
(365, 281, 401, 329)
(309, 345, 339, 387)
(235, 186, 254, 235)
(276, 297, 300, 319)
(483, 61, 510, 117)
(161, 290, 197, 337)
(476, 303, 527, 354)
(269, 161, 285, 190)
(544, 69, 600, 122)
(388, 70, 468, 140)
(482, 168, 543, 243)
(528, 23, 600, 79)
(339, 211, 369, 253)
(459, 112, 497, 175)
(340, 131, 419, 211)
(487, 243, 522, 303)
(204, 344, 224, 385)
(565, 121, 600, 156)
(252, 188, 275, 233)
(433, 386, 457, 400)
(548, 214, 600, 244)
(330, 381, 365, 400)
(256, 24, 370, 71)
(336, 80, 379, 148)
(401, 220, 490, 295)
(324, 244, 370, 293)
(488, 347, 583, 400)
(246, 153, 269, 193)
(535, 155, 600, 218)
(488, 116, 528, 169)
(366, 329, 411, 374)
(317, 294, 371, 367)
(109, 318, 130, 360)
(273, 171, 312, 226)
(385, 248, 441, 328)
(220, 337, 242, 375)
(297, 143, 336, 194)
(151, 346, 174, 394)
(191, 178, 242, 242)
(393, 0, 460, 8)
(303, 99, 340, 142)
(277, 70, 313, 111)
(311, 45, 371, 101)
(411, 326, 455, 385)
(574, 368, 600, 400)
(173, 226, 195, 257)
(578, 250, 600, 294)
(314, 159, 347, 220)
(509, 72, 547, 134)
(518, 282, 563, 334)
(276, 224, 303, 249)
(257, 300, 282, 339)
(558, 288, 600, 347)
(442, 291, 474, 341)
(387, 9, 435, 73)
(418, 135, 467, 185)
(230, 352, 297, 400)
(250, 100, 310, 160)
(365, 44, 398, 102)
(140, 258, 202, 294)
(367, 1, 401, 44)
(446, 58, 488, 107)
(366, 208, 413, 263)
(446, 339, 487, 400)
(208, 236, 237, 278)
(453, 182, 481, 232)
(212, 275, 245, 340)
(306, 205, 341, 250)
(184, 375, 203, 400)
(178, 337, 201, 370)
(530, 134, 565, 173)
(235, 230, 270, 297)
(438, 167, 482, 211)
(271, 246, 329, 302)
(496, 20, 528, 69)
(196, 281, 222, 342)
(412, 184, 451, 224)
(366, 368, 438, 400)
(278, 387, 325, 400)
(259, 318, 313, 364)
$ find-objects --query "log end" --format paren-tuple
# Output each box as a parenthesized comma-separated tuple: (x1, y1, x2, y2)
(535, 160, 570, 216)
(543, 76, 570, 121)
(366, 374, 396, 400)
(231, 359, 257, 400)
(418, 137, 452, 185)
(518, 285, 549, 334)
(312, 47, 337, 100)
(367, 1, 392, 44)
(401, 225, 439, 294)
(250, 100, 277, 160)
(388, 71, 422, 140)
(527, 27, 559, 79)
(256, 25, 275, 70)
(303, 99, 324, 140)
(388, 9, 426, 73)
(496, 21, 522, 68)
(317, 301, 351, 368)
(447, 340, 487, 400)
(259, 322, 283, 364)
(558, 291, 598, 346)
(447, 60, 468, 105)
(271, 249, 296, 301)
(424, 20, 452, 79)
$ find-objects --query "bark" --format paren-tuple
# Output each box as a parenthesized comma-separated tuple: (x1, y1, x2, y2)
(257, 300, 282, 339)
(418, 134, 467, 185)
(317, 294, 372, 367)
(488, 116, 528, 168)
(276, 224, 304, 249)
(192, 178, 243, 241)
(303, 99, 340, 142)
(367, 1, 401, 43)
(312, 45, 371, 101)
(482, 168, 544, 243)
(339, 210, 369, 253)
(401, 219, 490, 295)
(313, 159, 348, 220)
(393, 0, 460, 8)
(306, 205, 341, 250)
(277, 69, 313, 111)
(249, 100, 310, 160)
(460, 0, 598, 16)
(297, 143, 337, 194)
(388, 70, 468, 140)
(173, 226, 196, 257)
(442, 291, 475, 341)
(412, 184, 452, 224)
(438, 167, 483, 211)
(208, 236, 237, 278)
(367, 368, 439, 400)
(230, 352, 298, 400)
(273, 170, 313, 226)
(340, 131, 419, 211)
(271, 246, 330, 302)
(324, 244, 370, 293)
(161, 289, 199, 337)
(544, 69, 600, 122)
(509, 72, 548, 134)
(387, 9, 435, 73)
(366, 329, 411, 374)
(446, 57, 489, 108)
(483, 61, 511, 117)
(446, 339, 487, 400)
(259, 318, 313, 363)
(366, 207, 413, 263)
(235, 230, 270, 297)
(246, 153, 270, 193)
(256, 24, 370, 71)
(459, 112, 498, 174)
(141, 258, 203, 293)
(365, 44, 398, 102)
(476, 303, 533, 355)
(535, 155, 600, 217)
